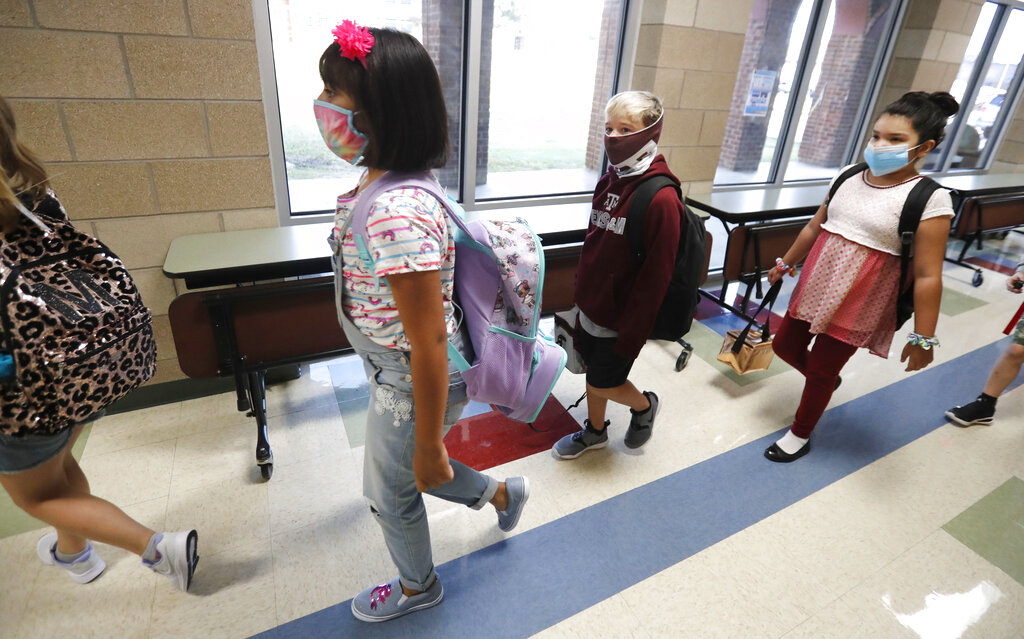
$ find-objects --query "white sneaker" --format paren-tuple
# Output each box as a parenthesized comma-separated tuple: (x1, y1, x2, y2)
(146, 530, 199, 591)
(36, 532, 106, 584)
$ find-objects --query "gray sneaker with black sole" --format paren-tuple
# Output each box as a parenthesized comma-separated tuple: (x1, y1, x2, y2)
(552, 419, 609, 459)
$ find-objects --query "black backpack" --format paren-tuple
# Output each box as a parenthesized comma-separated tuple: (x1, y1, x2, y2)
(827, 162, 942, 329)
(625, 175, 708, 341)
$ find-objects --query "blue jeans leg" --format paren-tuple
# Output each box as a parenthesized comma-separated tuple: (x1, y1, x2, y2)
(361, 374, 498, 592)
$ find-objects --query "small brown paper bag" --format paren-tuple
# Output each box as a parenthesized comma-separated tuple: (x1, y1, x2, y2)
(716, 281, 781, 375)
(717, 328, 774, 374)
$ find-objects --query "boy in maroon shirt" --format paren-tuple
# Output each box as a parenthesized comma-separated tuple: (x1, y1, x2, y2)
(553, 91, 682, 459)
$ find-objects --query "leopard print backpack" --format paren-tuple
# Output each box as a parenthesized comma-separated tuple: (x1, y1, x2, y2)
(0, 191, 156, 436)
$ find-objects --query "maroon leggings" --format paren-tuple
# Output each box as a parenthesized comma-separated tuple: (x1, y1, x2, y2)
(772, 314, 858, 438)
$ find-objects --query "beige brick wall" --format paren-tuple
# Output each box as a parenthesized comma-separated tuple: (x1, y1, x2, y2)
(0, 0, 276, 385)
(631, 0, 752, 194)
(993, 106, 1024, 169)
(876, 0, 982, 108)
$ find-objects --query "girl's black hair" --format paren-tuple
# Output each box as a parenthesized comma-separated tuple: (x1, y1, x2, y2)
(882, 91, 960, 145)
(319, 28, 448, 171)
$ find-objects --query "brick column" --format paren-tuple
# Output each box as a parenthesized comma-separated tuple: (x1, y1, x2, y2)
(422, 0, 492, 191)
(586, 0, 623, 170)
(797, 0, 895, 167)
(718, 0, 802, 172)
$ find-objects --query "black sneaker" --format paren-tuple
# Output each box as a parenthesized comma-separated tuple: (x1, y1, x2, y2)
(945, 397, 995, 427)
(624, 391, 659, 449)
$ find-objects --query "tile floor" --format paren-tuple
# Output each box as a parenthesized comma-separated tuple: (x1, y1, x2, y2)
(2, 237, 1024, 638)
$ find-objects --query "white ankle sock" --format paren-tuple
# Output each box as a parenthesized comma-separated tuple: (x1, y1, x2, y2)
(776, 431, 809, 455)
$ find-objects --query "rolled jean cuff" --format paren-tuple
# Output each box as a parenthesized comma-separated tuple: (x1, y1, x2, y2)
(400, 567, 438, 593)
(470, 476, 500, 510)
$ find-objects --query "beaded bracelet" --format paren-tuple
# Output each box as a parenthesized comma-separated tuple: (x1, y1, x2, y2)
(907, 332, 940, 350)
(775, 257, 796, 277)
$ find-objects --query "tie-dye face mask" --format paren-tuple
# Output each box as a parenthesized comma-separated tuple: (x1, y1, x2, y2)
(313, 99, 369, 165)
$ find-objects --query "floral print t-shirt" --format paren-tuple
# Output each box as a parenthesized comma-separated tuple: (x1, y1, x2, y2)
(331, 185, 458, 351)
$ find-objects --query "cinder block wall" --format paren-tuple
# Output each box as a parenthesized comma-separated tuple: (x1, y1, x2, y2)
(0, 0, 276, 384)
(631, 0, 753, 195)
(994, 108, 1024, 170)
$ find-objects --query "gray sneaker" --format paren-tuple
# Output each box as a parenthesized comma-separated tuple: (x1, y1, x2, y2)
(351, 576, 444, 622)
(624, 391, 659, 449)
(552, 419, 609, 459)
(497, 476, 530, 532)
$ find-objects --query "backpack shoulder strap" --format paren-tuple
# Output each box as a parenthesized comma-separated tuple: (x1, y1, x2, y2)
(343, 171, 474, 283)
(624, 175, 680, 265)
(827, 162, 868, 206)
(896, 176, 943, 291)
(897, 176, 942, 237)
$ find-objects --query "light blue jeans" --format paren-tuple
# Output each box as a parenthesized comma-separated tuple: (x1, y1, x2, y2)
(340, 317, 498, 591)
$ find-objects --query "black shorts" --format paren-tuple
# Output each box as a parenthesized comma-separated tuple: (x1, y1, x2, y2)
(576, 327, 635, 389)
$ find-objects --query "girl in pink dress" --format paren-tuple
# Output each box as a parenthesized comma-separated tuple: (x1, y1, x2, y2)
(764, 91, 959, 462)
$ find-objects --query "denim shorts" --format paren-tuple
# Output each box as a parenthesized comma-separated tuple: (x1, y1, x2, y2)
(0, 428, 73, 474)
(0, 412, 103, 474)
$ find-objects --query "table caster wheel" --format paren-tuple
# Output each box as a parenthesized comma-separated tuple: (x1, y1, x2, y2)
(972, 271, 983, 287)
(259, 463, 273, 480)
(675, 349, 691, 372)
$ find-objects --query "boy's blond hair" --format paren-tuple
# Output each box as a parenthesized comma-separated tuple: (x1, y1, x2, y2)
(606, 91, 663, 128)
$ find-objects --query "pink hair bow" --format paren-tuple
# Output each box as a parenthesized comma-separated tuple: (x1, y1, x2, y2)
(332, 20, 374, 66)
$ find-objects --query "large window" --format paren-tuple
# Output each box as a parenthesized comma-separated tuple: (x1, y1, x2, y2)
(256, 0, 630, 224)
(714, 0, 903, 187)
(924, 1, 1024, 172)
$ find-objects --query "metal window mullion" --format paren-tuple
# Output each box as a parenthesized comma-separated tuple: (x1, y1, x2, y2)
(461, 0, 482, 212)
(253, 0, 296, 226)
(771, 0, 830, 186)
(613, 0, 640, 104)
(939, 2, 1009, 173)
(978, 8, 1024, 169)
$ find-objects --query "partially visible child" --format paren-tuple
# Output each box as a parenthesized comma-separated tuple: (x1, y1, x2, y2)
(0, 96, 198, 590)
(946, 263, 1024, 426)
(318, 23, 529, 622)
(551, 91, 681, 459)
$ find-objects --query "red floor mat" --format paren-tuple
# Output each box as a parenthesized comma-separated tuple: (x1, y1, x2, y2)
(443, 395, 581, 471)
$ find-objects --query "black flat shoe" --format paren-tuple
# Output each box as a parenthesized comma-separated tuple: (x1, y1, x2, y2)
(834, 375, 842, 391)
(764, 441, 811, 463)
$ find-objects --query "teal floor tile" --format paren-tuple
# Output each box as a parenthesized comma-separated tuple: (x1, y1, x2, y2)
(686, 320, 793, 386)
(941, 286, 988, 316)
(943, 476, 1024, 587)
(338, 397, 369, 448)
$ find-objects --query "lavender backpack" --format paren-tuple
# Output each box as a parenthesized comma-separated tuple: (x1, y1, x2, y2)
(344, 172, 566, 423)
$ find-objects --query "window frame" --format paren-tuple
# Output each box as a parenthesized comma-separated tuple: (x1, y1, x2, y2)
(253, 0, 640, 230)
(931, 0, 1024, 174)
(712, 0, 908, 191)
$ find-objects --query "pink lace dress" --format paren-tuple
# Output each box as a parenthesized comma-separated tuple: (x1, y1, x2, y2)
(787, 229, 901, 358)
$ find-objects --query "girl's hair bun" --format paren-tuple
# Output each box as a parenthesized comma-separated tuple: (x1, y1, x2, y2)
(928, 91, 959, 118)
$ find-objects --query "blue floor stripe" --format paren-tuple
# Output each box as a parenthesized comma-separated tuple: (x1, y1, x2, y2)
(255, 338, 1018, 639)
